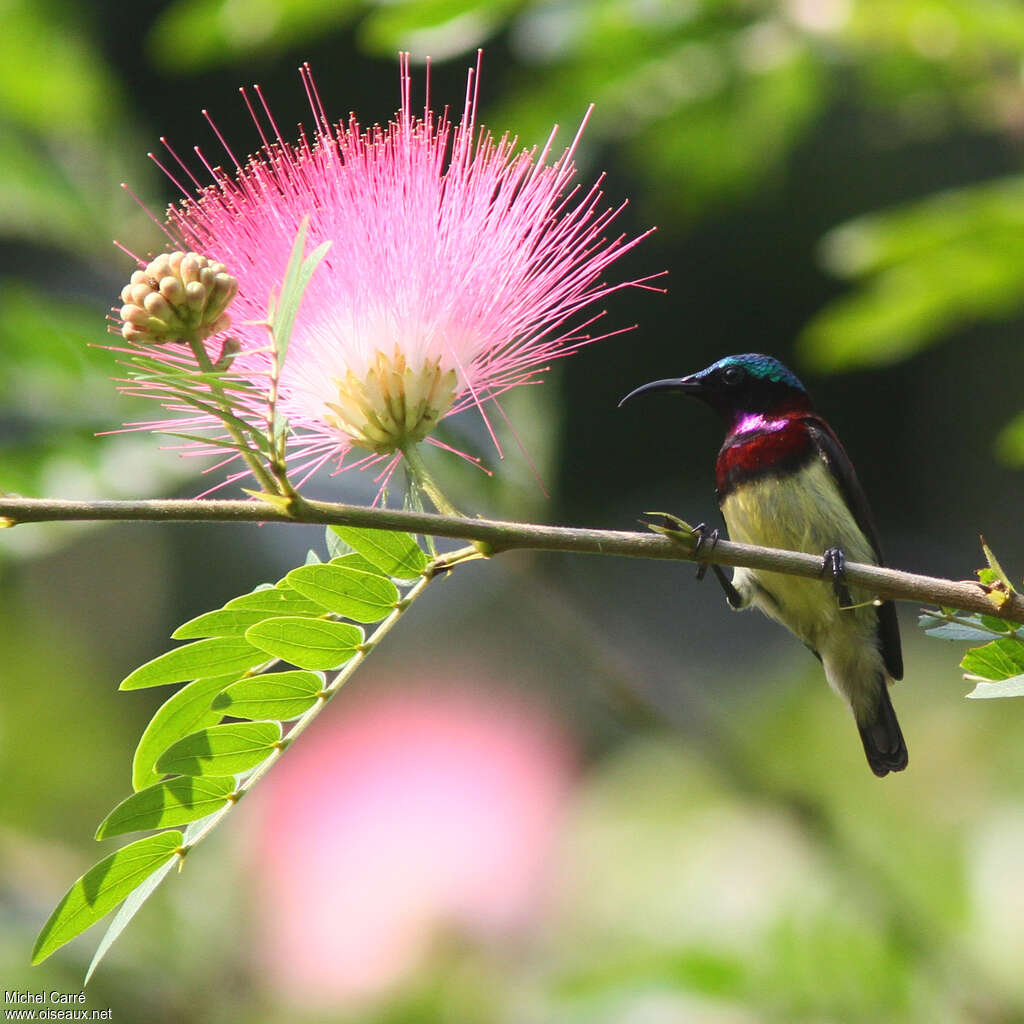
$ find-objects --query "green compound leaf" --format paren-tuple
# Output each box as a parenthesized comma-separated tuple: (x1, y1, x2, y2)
(225, 586, 328, 616)
(328, 526, 426, 580)
(245, 617, 363, 671)
(32, 832, 183, 965)
(212, 671, 323, 721)
(120, 637, 268, 690)
(132, 674, 235, 792)
(286, 562, 399, 622)
(961, 636, 1024, 681)
(965, 673, 1024, 699)
(155, 721, 282, 777)
(96, 776, 237, 839)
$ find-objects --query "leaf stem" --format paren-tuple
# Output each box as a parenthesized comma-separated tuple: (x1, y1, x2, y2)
(186, 338, 281, 496)
(400, 444, 462, 517)
(923, 609, 1019, 638)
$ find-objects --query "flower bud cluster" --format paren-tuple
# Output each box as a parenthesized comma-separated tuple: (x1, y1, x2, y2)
(119, 251, 238, 345)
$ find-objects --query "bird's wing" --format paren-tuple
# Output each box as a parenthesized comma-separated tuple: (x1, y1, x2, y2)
(804, 417, 904, 681)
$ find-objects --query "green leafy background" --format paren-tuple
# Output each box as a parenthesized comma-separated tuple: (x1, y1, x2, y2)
(2, 0, 1024, 1020)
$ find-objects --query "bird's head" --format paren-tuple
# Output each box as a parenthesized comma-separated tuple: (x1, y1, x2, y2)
(619, 353, 812, 430)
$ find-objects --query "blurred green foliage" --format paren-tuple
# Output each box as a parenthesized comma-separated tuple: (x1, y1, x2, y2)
(0, 0, 137, 253)
(798, 177, 1024, 369)
(148, 0, 362, 71)
(0, 0, 163, 502)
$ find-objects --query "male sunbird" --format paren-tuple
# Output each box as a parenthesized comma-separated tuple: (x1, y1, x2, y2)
(621, 353, 907, 777)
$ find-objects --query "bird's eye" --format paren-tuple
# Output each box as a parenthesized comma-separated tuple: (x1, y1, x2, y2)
(722, 365, 745, 386)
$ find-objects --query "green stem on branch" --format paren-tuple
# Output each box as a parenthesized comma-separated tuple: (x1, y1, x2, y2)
(186, 338, 281, 497)
(0, 495, 1021, 624)
(261, 329, 299, 501)
(400, 444, 462, 517)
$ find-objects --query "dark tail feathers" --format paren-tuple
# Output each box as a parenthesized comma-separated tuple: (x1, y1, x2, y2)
(857, 682, 908, 778)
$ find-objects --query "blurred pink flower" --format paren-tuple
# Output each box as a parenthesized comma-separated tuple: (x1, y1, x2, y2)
(250, 684, 576, 1007)
(125, 54, 655, 489)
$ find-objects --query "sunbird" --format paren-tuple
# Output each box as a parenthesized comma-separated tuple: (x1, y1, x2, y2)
(621, 353, 907, 777)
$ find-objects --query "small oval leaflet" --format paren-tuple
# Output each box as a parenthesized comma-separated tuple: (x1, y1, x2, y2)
(155, 721, 282, 777)
(286, 562, 399, 622)
(960, 636, 1024, 681)
(324, 544, 381, 575)
(328, 526, 426, 580)
(212, 670, 323, 721)
(225, 585, 328, 617)
(965, 673, 1024, 699)
(120, 637, 268, 690)
(172, 607, 284, 640)
(979, 614, 1016, 634)
(32, 831, 184, 965)
(919, 615, 996, 644)
(131, 674, 236, 792)
(245, 616, 363, 671)
(84, 852, 179, 985)
(96, 776, 238, 839)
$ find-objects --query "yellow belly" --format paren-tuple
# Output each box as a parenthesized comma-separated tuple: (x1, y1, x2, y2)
(720, 459, 879, 655)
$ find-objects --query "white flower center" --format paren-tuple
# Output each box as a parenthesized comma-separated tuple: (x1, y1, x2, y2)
(324, 348, 458, 453)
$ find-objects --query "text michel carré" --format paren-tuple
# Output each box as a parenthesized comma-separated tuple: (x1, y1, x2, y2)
(5, 990, 86, 1003)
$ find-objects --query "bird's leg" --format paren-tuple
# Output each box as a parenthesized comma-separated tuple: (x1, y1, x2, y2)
(822, 546, 853, 608)
(691, 522, 717, 581)
(692, 522, 744, 608)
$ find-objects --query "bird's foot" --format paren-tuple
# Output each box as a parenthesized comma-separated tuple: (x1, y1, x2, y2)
(691, 522, 719, 581)
(692, 523, 744, 608)
(822, 546, 853, 608)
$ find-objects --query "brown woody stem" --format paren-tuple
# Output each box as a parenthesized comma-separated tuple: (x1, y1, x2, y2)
(0, 495, 1020, 624)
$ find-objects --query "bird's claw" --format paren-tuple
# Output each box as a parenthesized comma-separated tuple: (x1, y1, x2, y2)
(692, 522, 744, 608)
(691, 522, 720, 581)
(822, 546, 853, 608)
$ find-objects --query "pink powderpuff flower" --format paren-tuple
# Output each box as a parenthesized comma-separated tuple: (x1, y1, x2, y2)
(120, 53, 656, 492)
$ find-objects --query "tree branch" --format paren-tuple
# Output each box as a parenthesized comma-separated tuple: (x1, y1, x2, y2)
(1, 495, 1020, 624)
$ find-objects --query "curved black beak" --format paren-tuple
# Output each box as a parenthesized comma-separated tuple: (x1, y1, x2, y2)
(618, 375, 702, 408)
